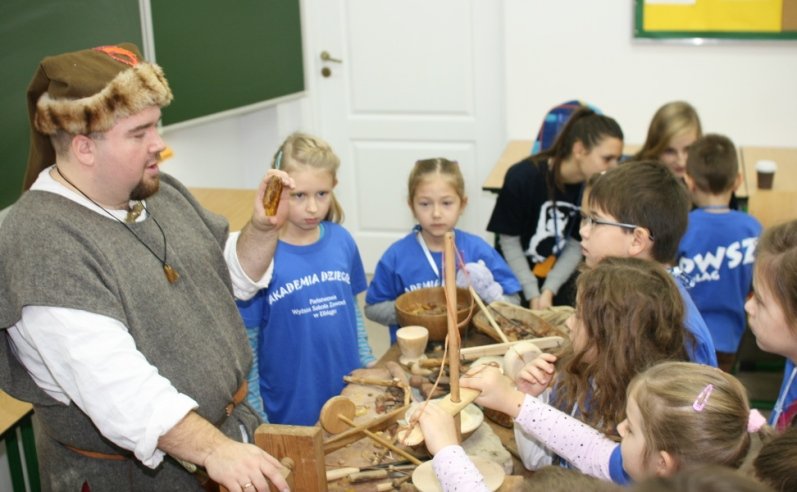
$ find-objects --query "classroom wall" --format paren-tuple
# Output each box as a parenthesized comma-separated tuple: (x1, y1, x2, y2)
(503, 1, 797, 147)
(163, 1, 797, 192)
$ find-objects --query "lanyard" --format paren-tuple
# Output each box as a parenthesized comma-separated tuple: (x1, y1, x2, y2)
(416, 230, 440, 281)
(416, 228, 444, 283)
(772, 365, 797, 426)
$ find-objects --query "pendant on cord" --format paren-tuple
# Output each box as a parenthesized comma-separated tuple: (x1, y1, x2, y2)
(163, 264, 180, 284)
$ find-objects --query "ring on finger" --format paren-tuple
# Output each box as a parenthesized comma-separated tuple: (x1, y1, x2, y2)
(242, 482, 254, 489)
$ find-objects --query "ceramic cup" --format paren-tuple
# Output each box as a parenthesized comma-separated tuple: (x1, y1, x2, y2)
(396, 325, 429, 365)
(756, 159, 777, 190)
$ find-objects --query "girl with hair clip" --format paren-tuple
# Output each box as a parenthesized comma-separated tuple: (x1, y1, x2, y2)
(236, 132, 374, 425)
(512, 257, 691, 468)
(633, 101, 702, 179)
(744, 219, 797, 431)
(365, 158, 521, 343)
(417, 361, 770, 489)
(487, 108, 623, 309)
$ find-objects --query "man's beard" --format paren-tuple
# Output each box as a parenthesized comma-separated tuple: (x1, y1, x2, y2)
(130, 174, 160, 201)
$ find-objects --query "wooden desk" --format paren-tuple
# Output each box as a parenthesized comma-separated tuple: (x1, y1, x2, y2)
(482, 140, 641, 193)
(1, 391, 38, 492)
(374, 333, 535, 490)
(483, 140, 533, 192)
(189, 188, 257, 232)
(740, 147, 797, 229)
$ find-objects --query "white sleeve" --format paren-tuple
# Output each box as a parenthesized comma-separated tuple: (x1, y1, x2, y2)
(431, 445, 490, 492)
(514, 394, 617, 480)
(224, 231, 273, 300)
(8, 306, 199, 468)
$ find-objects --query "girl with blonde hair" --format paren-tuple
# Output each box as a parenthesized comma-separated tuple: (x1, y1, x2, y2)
(634, 101, 702, 179)
(237, 132, 374, 425)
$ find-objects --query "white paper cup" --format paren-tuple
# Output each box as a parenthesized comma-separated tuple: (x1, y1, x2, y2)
(756, 160, 777, 190)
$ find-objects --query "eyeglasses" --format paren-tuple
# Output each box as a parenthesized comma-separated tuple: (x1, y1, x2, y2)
(580, 213, 655, 241)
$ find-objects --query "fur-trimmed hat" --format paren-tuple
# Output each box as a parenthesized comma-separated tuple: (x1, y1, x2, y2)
(23, 42, 173, 190)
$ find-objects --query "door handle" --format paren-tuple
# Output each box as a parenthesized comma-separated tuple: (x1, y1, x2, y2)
(320, 51, 343, 63)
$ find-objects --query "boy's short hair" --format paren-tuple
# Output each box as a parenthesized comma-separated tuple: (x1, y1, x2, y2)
(686, 133, 739, 194)
(588, 160, 690, 264)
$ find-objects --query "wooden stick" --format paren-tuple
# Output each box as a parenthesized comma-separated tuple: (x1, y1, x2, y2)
(468, 286, 510, 343)
(337, 414, 423, 466)
(322, 403, 408, 453)
(459, 336, 565, 359)
(342, 375, 403, 387)
(443, 232, 463, 442)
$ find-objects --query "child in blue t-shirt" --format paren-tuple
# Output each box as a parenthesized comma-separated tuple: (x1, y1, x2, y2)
(745, 220, 797, 431)
(237, 132, 374, 425)
(364, 158, 521, 343)
(677, 134, 762, 372)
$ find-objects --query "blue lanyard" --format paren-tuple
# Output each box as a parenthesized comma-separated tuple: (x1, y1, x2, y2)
(772, 366, 797, 426)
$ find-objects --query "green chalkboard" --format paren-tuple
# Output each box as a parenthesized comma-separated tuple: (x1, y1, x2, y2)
(0, 0, 143, 209)
(150, 0, 305, 127)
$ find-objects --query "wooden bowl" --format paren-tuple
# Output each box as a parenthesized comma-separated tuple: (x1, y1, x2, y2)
(400, 400, 484, 447)
(413, 455, 505, 492)
(395, 287, 473, 341)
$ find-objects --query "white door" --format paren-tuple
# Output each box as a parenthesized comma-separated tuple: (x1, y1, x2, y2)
(304, 0, 505, 272)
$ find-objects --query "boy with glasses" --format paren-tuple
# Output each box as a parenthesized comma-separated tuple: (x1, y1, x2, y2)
(579, 160, 717, 367)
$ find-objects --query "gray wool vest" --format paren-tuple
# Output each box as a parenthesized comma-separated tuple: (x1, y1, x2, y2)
(0, 174, 257, 490)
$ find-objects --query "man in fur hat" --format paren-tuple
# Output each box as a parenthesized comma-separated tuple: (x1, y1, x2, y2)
(0, 43, 291, 491)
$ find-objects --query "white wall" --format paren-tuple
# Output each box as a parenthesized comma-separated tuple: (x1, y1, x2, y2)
(504, 1, 797, 148)
(163, 1, 797, 191)
(159, 96, 313, 189)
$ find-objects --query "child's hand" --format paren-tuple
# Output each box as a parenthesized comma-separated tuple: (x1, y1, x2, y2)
(415, 402, 459, 455)
(531, 290, 554, 310)
(460, 366, 525, 418)
(515, 353, 558, 397)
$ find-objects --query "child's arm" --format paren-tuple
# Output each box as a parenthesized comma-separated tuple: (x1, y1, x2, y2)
(538, 237, 582, 309)
(363, 300, 397, 326)
(497, 234, 540, 304)
(461, 366, 617, 481)
(354, 304, 376, 367)
(416, 403, 490, 492)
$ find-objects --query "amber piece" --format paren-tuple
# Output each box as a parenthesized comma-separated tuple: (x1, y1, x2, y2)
(163, 264, 180, 284)
(263, 178, 283, 216)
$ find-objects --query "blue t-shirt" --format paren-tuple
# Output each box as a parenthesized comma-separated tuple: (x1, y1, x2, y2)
(241, 222, 367, 425)
(678, 209, 761, 353)
(670, 271, 718, 367)
(609, 445, 632, 485)
(366, 227, 521, 341)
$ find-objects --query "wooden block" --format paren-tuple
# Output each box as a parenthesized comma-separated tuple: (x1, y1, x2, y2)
(256, 424, 327, 492)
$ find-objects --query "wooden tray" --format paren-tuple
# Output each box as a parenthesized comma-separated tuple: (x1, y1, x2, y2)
(472, 302, 571, 343)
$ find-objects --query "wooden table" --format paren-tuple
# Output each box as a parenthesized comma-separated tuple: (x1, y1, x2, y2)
(373, 332, 535, 490)
(189, 188, 257, 232)
(1, 391, 38, 492)
(482, 140, 533, 193)
(740, 147, 797, 229)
